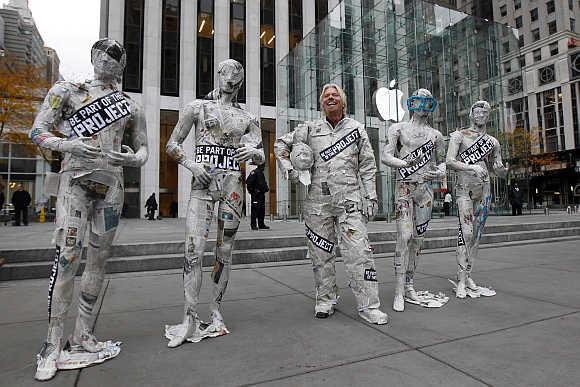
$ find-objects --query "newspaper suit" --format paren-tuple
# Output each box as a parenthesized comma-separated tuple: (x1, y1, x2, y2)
(446, 100, 507, 298)
(164, 59, 265, 348)
(29, 39, 148, 381)
(381, 89, 447, 312)
(275, 84, 388, 324)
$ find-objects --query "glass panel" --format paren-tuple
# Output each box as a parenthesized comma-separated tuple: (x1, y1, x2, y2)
(123, 0, 145, 92)
(159, 110, 179, 217)
(161, 0, 180, 96)
(230, 0, 246, 102)
(197, 0, 214, 98)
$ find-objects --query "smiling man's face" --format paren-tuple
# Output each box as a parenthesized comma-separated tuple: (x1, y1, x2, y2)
(321, 87, 344, 117)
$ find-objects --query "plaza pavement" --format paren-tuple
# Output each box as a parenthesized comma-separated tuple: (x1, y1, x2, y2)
(0, 225, 579, 386)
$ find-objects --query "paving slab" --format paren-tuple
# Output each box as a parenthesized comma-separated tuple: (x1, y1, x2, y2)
(77, 295, 407, 387)
(258, 350, 487, 387)
(421, 312, 580, 387)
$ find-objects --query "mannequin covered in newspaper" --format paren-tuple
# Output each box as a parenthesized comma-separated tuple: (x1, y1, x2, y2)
(164, 59, 265, 348)
(381, 88, 448, 312)
(30, 38, 148, 381)
(446, 100, 508, 298)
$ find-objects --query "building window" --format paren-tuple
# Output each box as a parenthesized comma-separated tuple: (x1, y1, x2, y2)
(571, 52, 580, 79)
(533, 49, 542, 62)
(530, 8, 538, 22)
(504, 61, 512, 73)
(503, 41, 510, 54)
(514, 0, 521, 10)
(159, 110, 179, 217)
(515, 16, 522, 28)
(508, 76, 523, 95)
(571, 0, 575, 10)
(161, 0, 180, 96)
(532, 28, 540, 41)
(197, 0, 214, 98)
(572, 83, 580, 148)
(289, 0, 302, 50)
(550, 42, 559, 56)
(123, 0, 145, 93)
(571, 18, 576, 32)
(539, 64, 556, 85)
(260, 0, 275, 106)
(500, 5, 507, 17)
(537, 87, 564, 152)
(230, 0, 246, 102)
(519, 35, 524, 48)
(315, 0, 328, 25)
(520, 55, 526, 68)
(548, 21, 557, 35)
(546, 0, 555, 14)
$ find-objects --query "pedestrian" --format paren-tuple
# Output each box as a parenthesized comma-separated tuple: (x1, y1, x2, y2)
(275, 83, 389, 324)
(510, 183, 523, 216)
(169, 200, 178, 218)
(247, 164, 270, 230)
(444, 191, 452, 216)
(0, 186, 5, 210)
(11, 184, 31, 226)
(145, 193, 157, 220)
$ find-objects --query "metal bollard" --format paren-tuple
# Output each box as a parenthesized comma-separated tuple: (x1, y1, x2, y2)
(544, 207, 550, 216)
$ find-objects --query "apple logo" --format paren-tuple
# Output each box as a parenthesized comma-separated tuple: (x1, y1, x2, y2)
(373, 80, 406, 122)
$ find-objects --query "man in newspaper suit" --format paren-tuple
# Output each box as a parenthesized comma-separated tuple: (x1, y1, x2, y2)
(275, 83, 388, 324)
(164, 59, 265, 348)
(446, 100, 508, 298)
(30, 38, 148, 380)
(381, 88, 447, 312)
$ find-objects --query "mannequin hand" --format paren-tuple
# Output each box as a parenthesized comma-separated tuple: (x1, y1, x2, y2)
(470, 164, 488, 179)
(234, 146, 258, 162)
(403, 155, 421, 168)
(59, 137, 100, 158)
(183, 159, 211, 185)
(105, 145, 143, 167)
(287, 169, 299, 182)
(364, 198, 378, 219)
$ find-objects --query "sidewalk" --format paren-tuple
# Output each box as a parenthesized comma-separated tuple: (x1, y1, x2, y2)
(1, 239, 579, 386)
(1, 212, 578, 250)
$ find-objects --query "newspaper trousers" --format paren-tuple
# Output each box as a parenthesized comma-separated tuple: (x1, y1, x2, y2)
(46, 171, 123, 345)
(181, 191, 240, 320)
(304, 198, 380, 312)
(456, 183, 491, 276)
(394, 182, 433, 285)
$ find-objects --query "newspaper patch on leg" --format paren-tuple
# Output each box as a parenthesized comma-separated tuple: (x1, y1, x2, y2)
(57, 340, 121, 370)
(448, 279, 496, 298)
(164, 321, 229, 344)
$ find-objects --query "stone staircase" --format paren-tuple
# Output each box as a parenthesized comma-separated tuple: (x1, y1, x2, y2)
(2, 220, 579, 281)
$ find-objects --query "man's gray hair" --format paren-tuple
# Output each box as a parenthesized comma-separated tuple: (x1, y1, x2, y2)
(319, 83, 348, 116)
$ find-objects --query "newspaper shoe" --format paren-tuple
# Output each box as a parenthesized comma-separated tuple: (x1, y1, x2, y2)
(455, 271, 467, 299)
(466, 276, 478, 291)
(35, 342, 60, 381)
(198, 311, 229, 340)
(314, 303, 335, 319)
(72, 329, 108, 353)
(166, 314, 198, 348)
(359, 308, 389, 325)
(56, 339, 121, 370)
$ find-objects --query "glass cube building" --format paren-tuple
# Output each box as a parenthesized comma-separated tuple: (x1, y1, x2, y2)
(277, 0, 521, 218)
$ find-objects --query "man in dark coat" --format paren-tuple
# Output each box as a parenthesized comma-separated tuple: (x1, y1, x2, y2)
(145, 193, 158, 220)
(11, 184, 31, 226)
(246, 164, 269, 230)
(510, 183, 523, 216)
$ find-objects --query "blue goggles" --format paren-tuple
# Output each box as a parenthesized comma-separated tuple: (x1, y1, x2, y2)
(407, 96, 437, 112)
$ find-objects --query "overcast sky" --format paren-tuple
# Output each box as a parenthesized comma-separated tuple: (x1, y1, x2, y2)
(2, 0, 100, 81)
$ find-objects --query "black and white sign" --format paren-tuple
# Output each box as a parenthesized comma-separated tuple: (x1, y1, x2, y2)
(398, 140, 434, 179)
(195, 145, 241, 171)
(47, 246, 61, 321)
(457, 222, 465, 246)
(416, 221, 429, 236)
(67, 91, 132, 138)
(459, 135, 494, 165)
(364, 268, 378, 282)
(319, 129, 360, 162)
(305, 224, 335, 253)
